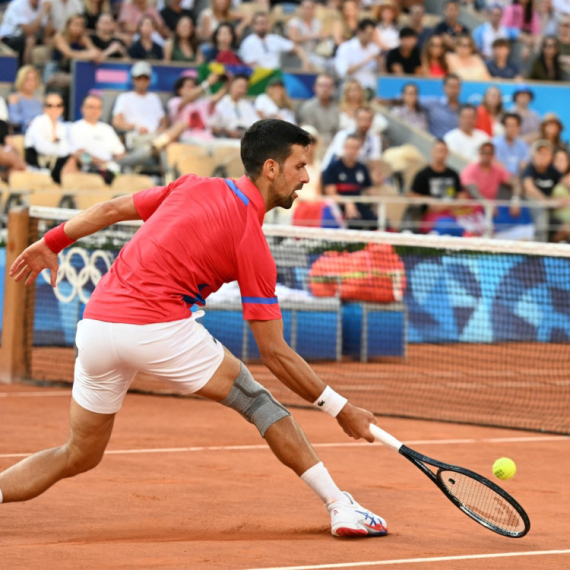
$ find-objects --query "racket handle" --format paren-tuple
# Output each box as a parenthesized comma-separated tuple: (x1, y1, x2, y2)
(369, 424, 403, 452)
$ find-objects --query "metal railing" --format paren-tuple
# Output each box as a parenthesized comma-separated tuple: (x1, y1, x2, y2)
(270, 195, 560, 242)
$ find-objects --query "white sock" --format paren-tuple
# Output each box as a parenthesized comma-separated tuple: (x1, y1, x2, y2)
(300, 462, 350, 507)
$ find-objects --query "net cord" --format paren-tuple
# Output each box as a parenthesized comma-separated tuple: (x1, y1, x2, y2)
(29, 206, 570, 259)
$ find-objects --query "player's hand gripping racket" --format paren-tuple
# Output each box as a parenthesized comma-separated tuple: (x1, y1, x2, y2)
(369, 424, 530, 538)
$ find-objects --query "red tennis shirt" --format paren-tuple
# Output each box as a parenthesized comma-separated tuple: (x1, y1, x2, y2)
(83, 174, 282, 324)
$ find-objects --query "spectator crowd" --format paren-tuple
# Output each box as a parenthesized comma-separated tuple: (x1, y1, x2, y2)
(0, 0, 569, 240)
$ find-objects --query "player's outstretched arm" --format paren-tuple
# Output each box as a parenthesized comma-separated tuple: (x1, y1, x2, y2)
(9, 195, 141, 287)
(248, 319, 377, 442)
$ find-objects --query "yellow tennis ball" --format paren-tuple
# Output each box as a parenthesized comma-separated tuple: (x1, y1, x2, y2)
(493, 457, 516, 480)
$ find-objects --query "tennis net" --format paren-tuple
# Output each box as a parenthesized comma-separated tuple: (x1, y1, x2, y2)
(2, 206, 569, 435)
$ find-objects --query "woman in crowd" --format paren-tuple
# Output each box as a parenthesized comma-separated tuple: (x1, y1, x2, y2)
(24, 91, 77, 183)
(198, 0, 249, 43)
(339, 79, 388, 135)
(49, 14, 101, 88)
(537, 0, 557, 36)
(551, 148, 570, 242)
(540, 113, 567, 152)
(8, 65, 43, 134)
(83, 0, 111, 30)
(421, 35, 448, 78)
(446, 34, 491, 81)
(502, 0, 540, 38)
(527, 36, 563, 81)
(332, 0, 359, 47)
(164, 15, 200, 62)
(128, 15, 164, 59)
(390, 83, 428, 131)
(202, 22, 242, 64)
(167, 71, 227, 143)
(118, 0, 169, 42)
(476, 86, 504, 137)
(90, 12, 128, 59)
(254, 78, 296, 124)
(373, 0, 400, 51)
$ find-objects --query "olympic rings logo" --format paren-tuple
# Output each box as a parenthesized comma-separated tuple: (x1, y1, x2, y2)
(40, 247, 114, 304)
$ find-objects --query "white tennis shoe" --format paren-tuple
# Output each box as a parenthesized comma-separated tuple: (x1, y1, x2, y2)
(327, 492, 388, 537)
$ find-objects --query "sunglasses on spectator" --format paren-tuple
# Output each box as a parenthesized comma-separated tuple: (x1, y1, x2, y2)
(45, 103, 64, 108)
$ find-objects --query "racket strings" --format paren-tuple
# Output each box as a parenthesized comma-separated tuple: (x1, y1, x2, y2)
(438, 470, 526, 534)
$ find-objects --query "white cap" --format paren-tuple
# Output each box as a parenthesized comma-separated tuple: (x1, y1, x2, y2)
(131, 61, 152, 78)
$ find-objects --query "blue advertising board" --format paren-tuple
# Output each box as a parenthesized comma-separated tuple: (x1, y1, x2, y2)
(71, 60, 317, 120)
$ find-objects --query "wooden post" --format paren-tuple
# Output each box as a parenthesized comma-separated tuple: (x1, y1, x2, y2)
(1, 208, 31, 383)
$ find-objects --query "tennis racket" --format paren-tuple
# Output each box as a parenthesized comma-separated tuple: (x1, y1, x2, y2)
(369, 424, 530, 538)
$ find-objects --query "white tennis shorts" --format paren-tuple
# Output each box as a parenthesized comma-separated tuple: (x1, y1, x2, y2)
(73, 317, 225, 414)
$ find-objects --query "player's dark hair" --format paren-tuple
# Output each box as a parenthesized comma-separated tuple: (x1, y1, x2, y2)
(357, 18, 376, 32)
(241, 119, 312, 179)
(502, 112, 522, 126)
(459, 103, 476, 114)
(443, 73, 460, 85)
(399, 26, 417, 39)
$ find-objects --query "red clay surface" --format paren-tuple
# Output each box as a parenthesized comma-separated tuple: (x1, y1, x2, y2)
(1, 384, 569, 570)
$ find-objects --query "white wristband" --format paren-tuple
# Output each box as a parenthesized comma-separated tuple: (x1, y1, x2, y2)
(313, 386, 348, 417)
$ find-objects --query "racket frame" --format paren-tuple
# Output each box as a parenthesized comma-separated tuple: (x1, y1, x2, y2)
(369, 424, 530, 538)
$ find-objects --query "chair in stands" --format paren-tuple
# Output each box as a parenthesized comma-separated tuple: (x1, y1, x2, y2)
(61, 172, 106, 209)
(211, 145, 241, 168)
(177, 155, 218, 177)
(9, 171, 63, 209)
(111, 174, 155, 196)
(10, 135, 25, 159)
(61, 172, 106, 191)
(222, 155, 244, 179)
(73, 191, 116, 210)
(165, 142, 208, 182)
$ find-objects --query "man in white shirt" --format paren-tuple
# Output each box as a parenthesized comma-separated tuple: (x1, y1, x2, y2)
(112, 61, 167, 150)
(239, 12, 311, 70)
(70, 94, 125, 164)
(286, 0, 327, 71)
(473, 5, 518, 59)
(0, 0, 51, 64)
(334, 19, 381, 91)
(209, 74, 259, 139)
(321, 107, 382, 171)
(444, 104, 491, 163)
(71, 93, 159, 175)
(50, 0, 83, 32)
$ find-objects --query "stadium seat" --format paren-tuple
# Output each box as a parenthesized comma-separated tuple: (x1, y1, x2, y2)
(73, 191, 116, 210)
(211, 146, 241, 167)
(10, 135, 25, 159)
(27, 189, 68, 209)
(9, 171, 55, 191)
(112, 174, 155, 195)
(223, 155, 244, 179)
(61, 172, 106, 191)
(177, 155, 218, 177)
(166, 143, 208, 171)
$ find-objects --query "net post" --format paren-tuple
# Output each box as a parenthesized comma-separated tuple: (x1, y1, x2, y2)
(0, 207, 34, 384)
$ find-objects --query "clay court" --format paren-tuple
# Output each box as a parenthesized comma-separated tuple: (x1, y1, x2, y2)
(1, 383, 569, 570)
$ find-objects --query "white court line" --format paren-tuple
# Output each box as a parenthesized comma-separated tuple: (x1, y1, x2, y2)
(0, 391, 71, 398)
(0, 435, 567, 460)
(244, 550, 570, 570)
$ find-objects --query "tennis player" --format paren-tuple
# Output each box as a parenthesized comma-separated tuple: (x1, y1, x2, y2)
(3, 119, 387, 538)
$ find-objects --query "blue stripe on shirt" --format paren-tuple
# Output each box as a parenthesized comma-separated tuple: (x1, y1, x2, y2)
(225, 179, 249, 206)
(242, 296, 278, 305)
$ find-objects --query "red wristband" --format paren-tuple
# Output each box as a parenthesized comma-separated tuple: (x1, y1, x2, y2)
(44, 222, 76, 254)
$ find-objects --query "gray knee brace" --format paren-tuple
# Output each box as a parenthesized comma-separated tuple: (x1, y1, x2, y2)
(220, 363, 290, 437)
